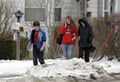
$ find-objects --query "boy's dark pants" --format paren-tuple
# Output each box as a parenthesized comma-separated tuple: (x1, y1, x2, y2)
(78, 47, 91, 62)
(33, 45, 45, 66)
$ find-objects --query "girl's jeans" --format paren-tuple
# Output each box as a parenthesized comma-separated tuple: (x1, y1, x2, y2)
(61, 44, 74, 59)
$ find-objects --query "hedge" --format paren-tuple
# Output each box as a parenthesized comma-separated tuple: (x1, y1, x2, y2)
(0, 39, 16, 59)
(0, 37, 29, 60)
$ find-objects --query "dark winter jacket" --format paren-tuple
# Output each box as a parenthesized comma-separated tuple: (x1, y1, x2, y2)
(78, 18, 94, 48)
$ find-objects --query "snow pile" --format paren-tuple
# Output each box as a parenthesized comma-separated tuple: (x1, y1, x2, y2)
(0, 58, 120, 82)
(93, 59, 120, 75)
(25, 58, 117, 80)
(26, 59, 91, 79)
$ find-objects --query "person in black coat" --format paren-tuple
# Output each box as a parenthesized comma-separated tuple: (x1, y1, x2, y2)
(78, 17, 94, 62)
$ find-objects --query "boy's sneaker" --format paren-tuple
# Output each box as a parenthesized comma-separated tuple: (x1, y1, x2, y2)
(41, 63, 47, 67)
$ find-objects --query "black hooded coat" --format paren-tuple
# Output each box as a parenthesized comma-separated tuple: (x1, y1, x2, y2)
(78, 18, 94, 48)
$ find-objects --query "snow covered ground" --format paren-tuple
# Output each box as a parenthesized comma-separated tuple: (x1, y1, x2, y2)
(0, 58, 120, 82)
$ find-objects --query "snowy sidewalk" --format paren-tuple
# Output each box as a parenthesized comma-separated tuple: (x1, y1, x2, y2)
(0, 58, 120, 82)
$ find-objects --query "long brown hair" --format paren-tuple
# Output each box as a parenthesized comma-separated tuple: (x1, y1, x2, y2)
(66, 16, 75, 32)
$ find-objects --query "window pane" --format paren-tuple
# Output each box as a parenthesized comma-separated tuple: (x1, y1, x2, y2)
(25, 8, 46, 22)
(25, 0, 45, 8)
(54, 8, 61, 22)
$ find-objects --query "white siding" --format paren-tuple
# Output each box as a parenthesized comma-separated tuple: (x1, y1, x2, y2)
(60, 0, 80, 22)
(87, 0, 98, 17)
(115, 0, 120, 14)
(118, 0, 120, 13)
(5, 0, 120, 23)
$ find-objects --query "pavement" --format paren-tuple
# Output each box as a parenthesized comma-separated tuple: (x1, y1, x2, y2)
(0, 74, 120, 82)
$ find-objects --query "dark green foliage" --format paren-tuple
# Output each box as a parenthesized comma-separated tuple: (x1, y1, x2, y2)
(0, 39, 16, 59)
(0, 37, 29, 60)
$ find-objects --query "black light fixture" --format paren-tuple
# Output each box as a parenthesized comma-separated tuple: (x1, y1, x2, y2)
(76, 0, 90, 2)
(14, 10, 23, 22)
(76, 0, 80, 2)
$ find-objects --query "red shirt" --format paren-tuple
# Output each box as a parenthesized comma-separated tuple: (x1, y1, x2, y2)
(34, 31, 39, 45)
(59, 23, 78, 45)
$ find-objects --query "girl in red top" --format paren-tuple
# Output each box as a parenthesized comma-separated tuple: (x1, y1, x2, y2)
(59, 16, 78, 59)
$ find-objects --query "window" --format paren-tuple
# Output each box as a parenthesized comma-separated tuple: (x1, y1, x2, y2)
(54, 8, 61, 22)
(25, 8, 46, 22)
(25, 0, 46, 22)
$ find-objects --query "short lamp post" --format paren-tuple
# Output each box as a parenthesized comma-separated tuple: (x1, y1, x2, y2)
(14, 10, 23, 60)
